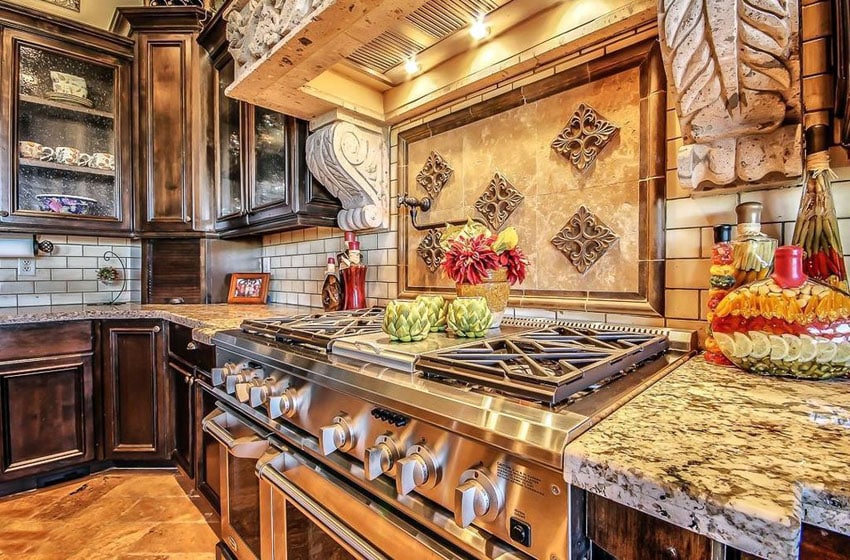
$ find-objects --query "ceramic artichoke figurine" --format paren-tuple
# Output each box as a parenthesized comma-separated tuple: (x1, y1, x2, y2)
(416, 295, 448, 332)
(382, 300, 431, 342)
(447, 297, 492, 338)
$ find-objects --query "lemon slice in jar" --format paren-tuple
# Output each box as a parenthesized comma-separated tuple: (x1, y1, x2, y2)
(815, 339, 838, 363)
(781, 334, 802, 361)
(834, 341, 850, 363)
(733, 332, 753, 358)
(798, 335, 818, 362)
(748, 332, 771, 358)
(769, 335, 789, 360)
(714, 332, 736, 358)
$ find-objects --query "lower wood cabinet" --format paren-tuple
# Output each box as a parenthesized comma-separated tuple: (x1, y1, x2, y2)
(101, 320, 170, 461)
(587, 493, 713, 560)
(0, 322, 95, 483)
(194, 377, 221, 513)
(169, 360, 194, 476)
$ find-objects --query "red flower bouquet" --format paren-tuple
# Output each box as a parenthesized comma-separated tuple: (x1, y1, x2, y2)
(440, 220, 529, 286)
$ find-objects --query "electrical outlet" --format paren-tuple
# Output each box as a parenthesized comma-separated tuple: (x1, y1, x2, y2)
(18, 258, 35, 277)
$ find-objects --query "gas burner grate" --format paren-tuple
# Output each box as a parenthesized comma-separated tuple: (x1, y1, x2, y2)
(241, 308, 385, 348)
(417, 326, 669, 405)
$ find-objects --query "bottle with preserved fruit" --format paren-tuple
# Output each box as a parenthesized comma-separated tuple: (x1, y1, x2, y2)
(731, 202, 777, 288)
(705, 224, 735, 365)
(710, 245, 850, 379)
(791, 125, 847, 291)
(321, 257, 343, 312)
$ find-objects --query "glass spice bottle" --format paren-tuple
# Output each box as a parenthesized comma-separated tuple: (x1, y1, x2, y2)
(791, 125, 847, 291)
(321, 257, 342, 312)
(731, 202, 777, 288)
(705, 224, 735, 365)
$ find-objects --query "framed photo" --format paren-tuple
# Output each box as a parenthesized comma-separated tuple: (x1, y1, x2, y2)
(227, 273, 270, 304)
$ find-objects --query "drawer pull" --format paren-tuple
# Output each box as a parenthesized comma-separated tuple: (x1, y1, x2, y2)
(152, 325, 161, 333)
(662, 547, 680, 560)
(186, 342, 197, 350)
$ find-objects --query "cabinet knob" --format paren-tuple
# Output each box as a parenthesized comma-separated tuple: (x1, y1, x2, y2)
(0, 210, 8, 218)
(186, 342, 197, 350)
(152, 325, 161, 333)
(662, 547, 680, 560)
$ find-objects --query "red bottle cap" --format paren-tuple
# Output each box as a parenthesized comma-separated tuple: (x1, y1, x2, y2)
(349, 241, 360, 250)
(771, 245, 807, 289)
(344, 231, 356, 243)
(327, 257, 335, 264)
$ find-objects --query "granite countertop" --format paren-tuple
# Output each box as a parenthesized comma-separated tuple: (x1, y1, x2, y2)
(565, 356, 850, 560)
(0, 303, 314, 344)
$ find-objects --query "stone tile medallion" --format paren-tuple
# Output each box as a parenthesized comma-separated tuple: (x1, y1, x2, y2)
(474, 172, 525, 232)
(417, 228, 445, 273)
(551, 206, 619, 273)
(551, 103, 619, 172)
(416, 151, 454, 198)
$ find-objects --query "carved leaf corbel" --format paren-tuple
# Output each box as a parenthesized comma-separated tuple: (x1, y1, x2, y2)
(659, 0, 793, 142)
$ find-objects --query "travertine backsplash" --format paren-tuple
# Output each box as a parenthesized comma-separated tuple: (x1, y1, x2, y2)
(0, 235, 141, 307)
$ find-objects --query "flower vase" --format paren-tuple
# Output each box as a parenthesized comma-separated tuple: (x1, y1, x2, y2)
(455, 268, 510, 328)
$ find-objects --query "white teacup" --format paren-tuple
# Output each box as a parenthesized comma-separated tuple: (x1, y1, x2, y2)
(88, 152, 115, 170)
(20, 141, 43, 159)
(55, 146, 81, 166)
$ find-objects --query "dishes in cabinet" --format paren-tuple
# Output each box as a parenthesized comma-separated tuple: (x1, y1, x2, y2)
(49, 71, 88, 98)
(44, 91, 94, 108)
(18, 141, 53, 160)
(36, 194, 98, 215)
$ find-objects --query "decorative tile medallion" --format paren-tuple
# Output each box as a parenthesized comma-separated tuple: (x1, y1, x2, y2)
(417, 228, 445, 273)
(474, 172, 524, 232)
(551, 206, 619, 273)
(36, 0, 80, 10)
(551, 103, 619, 172)
(415, 151, 454, 198)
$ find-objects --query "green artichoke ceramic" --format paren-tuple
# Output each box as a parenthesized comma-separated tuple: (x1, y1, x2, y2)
(415, 295, 448, 332)
(447, 297, 492, 338)
(382, 300, 431, 342)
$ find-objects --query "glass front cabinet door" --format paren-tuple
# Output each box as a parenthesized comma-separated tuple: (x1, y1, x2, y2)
(0, 30, 132, 233)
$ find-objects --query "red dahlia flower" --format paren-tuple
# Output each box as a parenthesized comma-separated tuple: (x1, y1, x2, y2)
(498, 247, 529, 285)
(442, 234, 500, 285)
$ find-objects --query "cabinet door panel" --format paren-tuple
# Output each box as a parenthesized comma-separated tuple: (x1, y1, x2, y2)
(102, 321, 168, 459)
(195, 378, 220, 513)
(137, 34, 194, 232)
(170, 361, 193, 476)
(0, 357, 94, 479)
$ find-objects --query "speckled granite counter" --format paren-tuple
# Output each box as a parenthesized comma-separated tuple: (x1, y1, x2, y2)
(565, 356, 850, 560)
(0, 303, 313, 344)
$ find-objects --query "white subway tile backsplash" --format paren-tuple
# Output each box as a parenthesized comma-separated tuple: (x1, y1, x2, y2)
(0, 282, 34, 294)
(17, 294, 51, 307)
(52, 269, 83, 281)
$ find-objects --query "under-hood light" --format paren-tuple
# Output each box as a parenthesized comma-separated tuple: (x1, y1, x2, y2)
(469, 18, 489, 40)
(404, 57, 420, 74)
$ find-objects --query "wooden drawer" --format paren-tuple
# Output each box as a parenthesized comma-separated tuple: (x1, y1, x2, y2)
(0, 322, 92, 362)
(587, 493, 713, 560)
(168, 322, 214, 372)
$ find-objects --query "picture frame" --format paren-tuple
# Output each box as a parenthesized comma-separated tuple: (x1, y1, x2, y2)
(227, 273, 270, 304)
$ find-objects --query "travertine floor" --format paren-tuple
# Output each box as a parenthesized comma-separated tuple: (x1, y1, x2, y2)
(0, 470, 219, 560)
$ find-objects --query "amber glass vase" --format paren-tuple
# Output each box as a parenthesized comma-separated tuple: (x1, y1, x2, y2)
(455, 268, 510, 328)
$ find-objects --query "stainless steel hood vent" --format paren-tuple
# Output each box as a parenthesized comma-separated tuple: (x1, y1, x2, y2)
(348, 31, 426, 74)
(406, 0, 501, 38)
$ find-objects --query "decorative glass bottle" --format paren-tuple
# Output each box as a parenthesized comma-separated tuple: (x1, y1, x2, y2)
(321, 257, 342, 312)
(710, 246, 850, 379)
(731, 202, 777, 288)
(791, 125, 847, 291)
(705, 224, 735, 365)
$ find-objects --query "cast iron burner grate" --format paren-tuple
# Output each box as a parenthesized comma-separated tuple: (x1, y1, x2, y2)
(241, 307, 385, 348)
(417, 326, 669, 405)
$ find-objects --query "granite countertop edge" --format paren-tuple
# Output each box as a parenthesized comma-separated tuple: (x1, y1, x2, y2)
(564, 356, 850, 560)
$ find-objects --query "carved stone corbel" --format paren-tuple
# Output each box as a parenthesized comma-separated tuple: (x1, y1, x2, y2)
(305, 112, 389, 231)
(658, 0, 803, 191)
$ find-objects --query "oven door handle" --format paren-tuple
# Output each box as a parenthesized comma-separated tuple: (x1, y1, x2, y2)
(259, 461, 391, 560)
(202, 409, 268, 459)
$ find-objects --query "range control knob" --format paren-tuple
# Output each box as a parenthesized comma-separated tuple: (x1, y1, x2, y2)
(364, 435, 401, 481)
(212, 362, 240, 387)
(225, 367, 264, 395)
(267, 387, 299, 419)
(319, 415, 354, 456)
(454, 468, 504, 528)
(395, 444, 440, 496)
(235, 379, 263, 403)
(249, 382, 273, 408)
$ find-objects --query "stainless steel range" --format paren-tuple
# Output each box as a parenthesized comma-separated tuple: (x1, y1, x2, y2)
(204, 309, 696, 560)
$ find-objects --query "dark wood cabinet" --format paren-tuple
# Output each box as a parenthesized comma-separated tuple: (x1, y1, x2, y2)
(113, 7, 207, 235)
(198, 11, 340, 238)
(169, 361, 194, 476)
(101, 320, 170, 461)
(0, 4, 133, 235)
(0, 322, 95, 482)
(587, 493, 713, 560)
(195, 377, 221, 514)
(800, 524, 850, 560)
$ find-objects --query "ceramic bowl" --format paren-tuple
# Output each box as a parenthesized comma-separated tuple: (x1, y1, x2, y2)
(36, 194, 98, 215)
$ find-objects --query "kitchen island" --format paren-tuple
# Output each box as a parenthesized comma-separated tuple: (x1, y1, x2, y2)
(565, 356, 850, 560)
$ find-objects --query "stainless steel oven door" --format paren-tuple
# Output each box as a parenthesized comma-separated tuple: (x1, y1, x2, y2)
(258, 445, 477, 560)
(203, 407, 270, 560)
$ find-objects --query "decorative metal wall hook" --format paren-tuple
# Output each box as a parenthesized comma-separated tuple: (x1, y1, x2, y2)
(36, 239, 54, 254)
(102, 250, 127, 306)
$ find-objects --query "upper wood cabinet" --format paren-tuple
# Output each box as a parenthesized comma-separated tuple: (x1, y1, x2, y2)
(113, 7, 209, 236)
(0, 4, 133, 235)
(198, 10, 340, 238)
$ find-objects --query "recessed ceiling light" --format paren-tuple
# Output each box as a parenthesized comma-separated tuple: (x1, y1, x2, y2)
(469, 18, 489, 40)
(404, 57, 420, 74)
